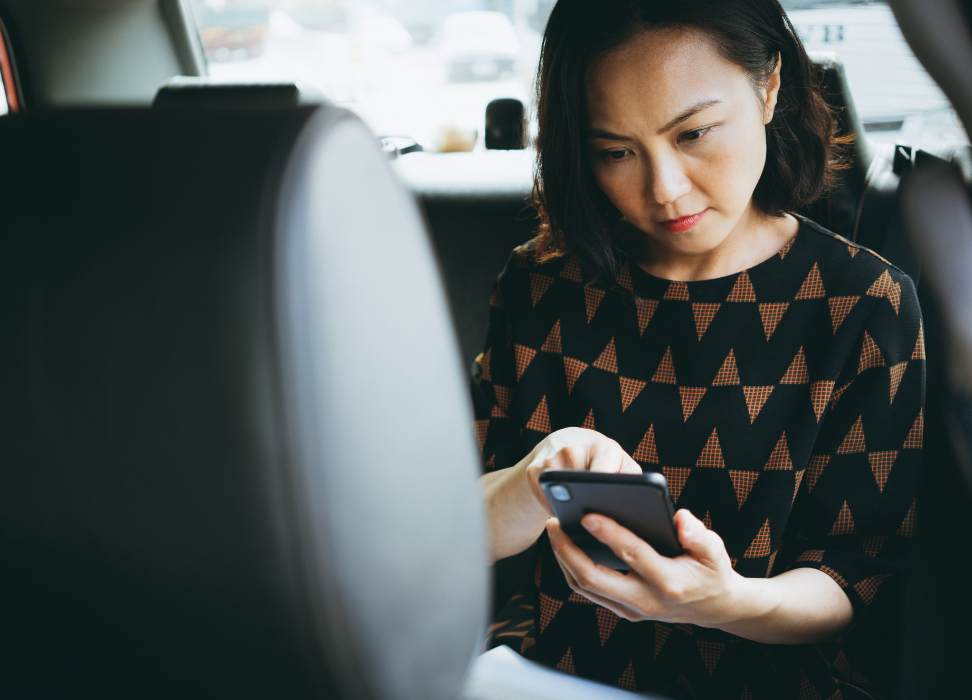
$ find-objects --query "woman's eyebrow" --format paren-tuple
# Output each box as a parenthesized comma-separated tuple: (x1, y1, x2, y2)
(658, 98, 722, 133)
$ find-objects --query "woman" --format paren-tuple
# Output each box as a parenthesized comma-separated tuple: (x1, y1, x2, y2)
(473, 0, 923, 698)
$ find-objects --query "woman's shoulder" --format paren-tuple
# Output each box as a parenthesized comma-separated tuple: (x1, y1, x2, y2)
(497, 238, 588, 288)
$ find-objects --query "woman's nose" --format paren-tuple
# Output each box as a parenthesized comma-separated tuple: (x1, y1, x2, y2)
(646, 154, 692, 205)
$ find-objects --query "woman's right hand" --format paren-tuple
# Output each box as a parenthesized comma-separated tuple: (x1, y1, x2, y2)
(481, 427, 642, 563)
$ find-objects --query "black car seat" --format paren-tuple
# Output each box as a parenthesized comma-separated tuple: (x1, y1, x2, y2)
(0, 106, 488, 699)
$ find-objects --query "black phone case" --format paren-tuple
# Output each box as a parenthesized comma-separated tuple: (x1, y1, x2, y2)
(539, 471, 683, 570)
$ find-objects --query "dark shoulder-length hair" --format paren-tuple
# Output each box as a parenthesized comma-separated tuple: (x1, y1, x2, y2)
(532, 0, 845, 286)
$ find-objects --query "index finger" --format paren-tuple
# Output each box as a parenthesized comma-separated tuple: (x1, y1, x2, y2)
(588, 441, 642, 474)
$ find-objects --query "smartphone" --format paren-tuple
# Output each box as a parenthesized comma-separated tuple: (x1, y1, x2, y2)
(539, 470, 683, 570)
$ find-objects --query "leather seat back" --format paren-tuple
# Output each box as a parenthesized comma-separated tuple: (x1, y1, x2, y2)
(0, 107, 487, 699)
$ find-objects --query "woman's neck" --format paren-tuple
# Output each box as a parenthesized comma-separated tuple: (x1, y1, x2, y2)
(616, 211, 800, 282)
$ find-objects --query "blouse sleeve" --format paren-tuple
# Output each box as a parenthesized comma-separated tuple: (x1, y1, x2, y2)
(471, 254, 528, 475)
(783, 269, 924, 619)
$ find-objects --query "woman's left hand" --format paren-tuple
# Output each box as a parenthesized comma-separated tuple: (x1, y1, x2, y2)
(546, 509, 743, 628)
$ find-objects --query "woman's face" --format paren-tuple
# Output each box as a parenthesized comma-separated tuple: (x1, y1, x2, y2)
(585, 28, 781, 259)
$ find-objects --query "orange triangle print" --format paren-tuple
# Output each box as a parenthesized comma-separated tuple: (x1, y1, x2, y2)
(652, 347, 677, 384)
(903, 410, 923, 449)
(556, 648, 576, 675)
(765, 433, 793, 470)
(662, 467, 691, 505)
(804, 455, 830, 493)
(593, 337, 619, 373)
(596, 608, 620, 647)
(474, 419, 489, 452)
(541, 320, 563, 353)
(539, 592, 562, 633)
(829, 500, 856, 536)
(759, 303, 789, 340)
(743, 519, 772, 558)
(633, 425, 660, 463)
(663, 280, 690, 300)
(620, 376, 647, 412)
(868, 450, 898, 493)
(514, 344, 536, 381)
(489, 286, 504, 309)
(703, 511, 713, 529)
(494, 385, 512, 413)
(582, 408, 596, 430)
(529, 272, 555, 307)
(617, 260, 634, 292)
(617, 659, 636, 690)
(743, 386, 774, 423)
(729, 470, 759, 509)
(829, 296, 860, 333)
(526, 396, 552, 434)
(560, 257, 583, 282)
(781, 347, 809, 384)
(635, 298, 658, 335)
(680, 387, 707, 421)
(712, 349, 741, 386)
(810, 380, 835, 421)
(479, 348, 492, 382)
(897, 499, 916, 537)
(778, 236, 796, 259)
(697, 639, 725, 676)
(912, 321, 925, 360)
(563, 357, 589, 393)
(584, 287, 606, 323)
(695, 428, 725, 468)
(837, 415, 866, 454)
(858, 331, 886, 374)
(692, 303, 721, 340)
(726, 271, 757, 302)
(794, 263, 825, 299)
(862, 535, 889, 557)
(889, 362, 908, 403)
(654, 624, 671, 661)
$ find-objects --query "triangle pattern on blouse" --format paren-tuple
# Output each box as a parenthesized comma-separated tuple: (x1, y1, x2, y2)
(829, 296, 860, 333)
(692, 303, 721, 340)
(474, 419, 488, 452)
(563, 357, 588, 393)
(539, 592, 562, 633)
(903, 410, 923, 449)
(541, 320, 562, 353)
(697, 639, 725, 676)
(795, 262, 826, 299)
(652, 347, 677, 384)
(810, 380, 835, 422)
(593, 337, 619, 373)
(617, 660, 636, 690)
(858, 331, 886, 374)
(525, 396, 552, 434)
(556, 648, 576, 675)
(596, 607, 620, 647)
(633, 425, 660, 463)
(890, 362, 908, 403)
(494, 385, 512, 413)
(759, 303, 789, 340)
(582, 408, 596, 430)
(529, 272, 555, 307)
(490, 286, 504, 309)
(744, 519, 772, 558)
(702, 510, 713, 530)
(514, 344, 536, 381)
(781, 347, 809, 384)
(726, 271, 757, 302)
(912, 321, 925, 360)
(616, 260, 634, 292)
(868, 450, 898, 493)
(479, 348, 492, 382)
(862, 535, 889, 557)
(743, 386, 774, 423)
(663, 466, 692, 503)
(729, 470, 759, 509)
(620, 377, 647, 412)
(897, 499, 916, 537)
(560, 257, 583, 282)
(584, 287, 606, 323)
(680, 387, 707, 421)
(837, 415, 866, 454)
(765, 433, 793, 470)
(778, 235, 796, 259)
(804, 455, 831, 493)
(663, 280, 690, 300)
(829, 500, 856, 536)
(654, 623, 671, 661)
(713, 349, 741, 386)
(695, 428, 725, 468)
(792, 469, 804, 504)
(636, 298, 659, 335)
(867, 269, 902, 314)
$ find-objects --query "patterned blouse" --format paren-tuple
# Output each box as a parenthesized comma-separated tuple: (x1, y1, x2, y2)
(473, 217, 923, 700)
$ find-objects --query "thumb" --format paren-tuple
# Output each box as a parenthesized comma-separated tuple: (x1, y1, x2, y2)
(674, 509, 720, 562)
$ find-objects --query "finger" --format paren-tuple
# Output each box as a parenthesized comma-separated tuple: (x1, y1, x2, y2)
(580, 513, 676, 583)
(541, 443, 589, 472)
(673, 509, 725, 565)
(587, 440, 633, 474)
(545, 519, 631, 595)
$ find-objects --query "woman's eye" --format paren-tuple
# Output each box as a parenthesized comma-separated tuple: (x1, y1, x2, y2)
(678, 127, 711, 144)
(600, 149, 630, 162)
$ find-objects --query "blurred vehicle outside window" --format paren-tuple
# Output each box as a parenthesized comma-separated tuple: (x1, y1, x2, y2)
(187, 0, 966, 153)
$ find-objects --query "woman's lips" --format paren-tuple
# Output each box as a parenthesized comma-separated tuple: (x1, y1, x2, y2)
(661, 209, 707, 232)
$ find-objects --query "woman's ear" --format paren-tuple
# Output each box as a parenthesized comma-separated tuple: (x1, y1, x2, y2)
(763, 54, 783, 124)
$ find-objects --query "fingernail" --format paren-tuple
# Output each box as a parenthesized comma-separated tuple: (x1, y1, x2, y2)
(583, 517, 600, 532)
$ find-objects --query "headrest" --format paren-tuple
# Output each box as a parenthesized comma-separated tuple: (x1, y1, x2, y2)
(809, 51, 872, 178)
(0, 107, 487, 698)
(153, 76, 327, 109)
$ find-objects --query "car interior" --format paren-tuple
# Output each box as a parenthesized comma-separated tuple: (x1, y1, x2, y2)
(0, 0, 971, 698)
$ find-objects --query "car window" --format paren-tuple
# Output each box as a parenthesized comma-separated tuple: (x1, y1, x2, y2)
(187, 0, 966, 152)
